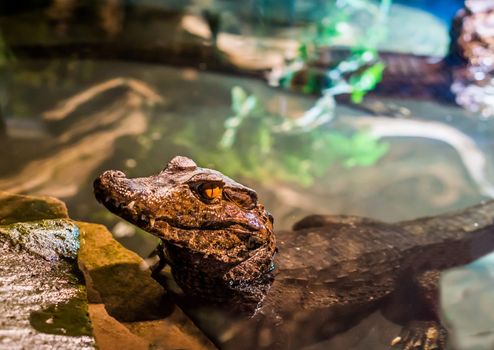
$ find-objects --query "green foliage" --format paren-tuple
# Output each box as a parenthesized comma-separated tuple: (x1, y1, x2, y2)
(322, 131, 389, 167)
(275, 0, 391, 104)
(171, 87, 388, 187)
(220, 86, 263, 149)
(349, 60, 385, 103)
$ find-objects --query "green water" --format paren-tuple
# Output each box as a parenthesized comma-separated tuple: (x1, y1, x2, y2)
(2, 59, 492, 245)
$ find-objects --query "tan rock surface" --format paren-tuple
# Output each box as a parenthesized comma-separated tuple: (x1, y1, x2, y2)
(77, 221, 217, 350)
(0, 191, 69, 224)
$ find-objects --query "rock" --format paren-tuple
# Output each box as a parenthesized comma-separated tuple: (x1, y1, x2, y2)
(0, 191, 68, 225)
(77, 221, 217, 350)
(0, 193, 95, 349)
(0, 219, 79, 261)
(0, 238, 95, 349)
(77, 222, 169, 321)
(450, 4, 494, 117)
(86, 304, 146, 350)
(0, 185, 79, 262)
(0, 191, 217, 349)
(0, 191, 216, 349)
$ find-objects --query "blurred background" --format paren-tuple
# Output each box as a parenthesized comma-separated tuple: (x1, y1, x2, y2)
(0, 0, 491, 257)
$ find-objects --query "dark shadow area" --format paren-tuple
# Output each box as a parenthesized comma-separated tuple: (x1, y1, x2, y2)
(86, 263, 175, 322)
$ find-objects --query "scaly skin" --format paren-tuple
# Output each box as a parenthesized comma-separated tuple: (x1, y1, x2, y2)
(94, 156, 276, 312)
(94, 156, 494, 349)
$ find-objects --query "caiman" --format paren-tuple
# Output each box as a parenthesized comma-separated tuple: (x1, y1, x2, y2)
(94, 156, 494, 350)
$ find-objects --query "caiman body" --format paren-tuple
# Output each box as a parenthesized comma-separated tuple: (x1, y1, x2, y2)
(94, 156, 494, 350)
(278, 204, 494, 308)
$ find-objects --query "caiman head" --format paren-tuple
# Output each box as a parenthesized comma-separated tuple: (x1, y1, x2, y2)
(94, 156, 276, 310)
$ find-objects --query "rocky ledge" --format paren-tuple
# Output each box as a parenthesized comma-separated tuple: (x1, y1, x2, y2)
(0, 192, 94, 349)
(0, 191, 215, 350)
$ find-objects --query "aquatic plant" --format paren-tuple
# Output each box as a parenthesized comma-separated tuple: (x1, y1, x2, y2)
(172, 86, 388, 187)
(269, 0, 391, 127)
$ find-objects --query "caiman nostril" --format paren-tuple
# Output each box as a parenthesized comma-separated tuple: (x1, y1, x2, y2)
(111, 170, 126, 178)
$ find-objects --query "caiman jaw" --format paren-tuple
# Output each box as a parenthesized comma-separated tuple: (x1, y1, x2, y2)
(93, 170, 138, 219)
(94, 170, 165, 235)
(94, 170, 268, 237)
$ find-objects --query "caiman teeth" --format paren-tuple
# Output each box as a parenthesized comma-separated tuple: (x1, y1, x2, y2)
(127, 201, 135, 210)
(138, 214, 155, 228)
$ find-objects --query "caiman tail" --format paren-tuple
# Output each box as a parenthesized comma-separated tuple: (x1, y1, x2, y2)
(398, 200, 494, 270)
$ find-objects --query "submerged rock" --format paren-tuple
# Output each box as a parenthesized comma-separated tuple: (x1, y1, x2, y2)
(0, 192, 95, 349)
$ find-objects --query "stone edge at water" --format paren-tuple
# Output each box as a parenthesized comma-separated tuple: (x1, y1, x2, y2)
(0, 191, 69, 224)
(0, 192, 95, 349)
(0, 191, 217, 349)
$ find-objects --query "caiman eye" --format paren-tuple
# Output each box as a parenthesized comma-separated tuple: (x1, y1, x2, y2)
(197, 183, 223, 201)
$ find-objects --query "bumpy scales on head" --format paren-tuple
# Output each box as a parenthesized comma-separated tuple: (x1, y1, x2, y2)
(94, 156, 276, 311)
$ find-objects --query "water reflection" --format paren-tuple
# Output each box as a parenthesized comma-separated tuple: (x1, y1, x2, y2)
(1, 77, 160, 198)
(1, 61, 491, 229)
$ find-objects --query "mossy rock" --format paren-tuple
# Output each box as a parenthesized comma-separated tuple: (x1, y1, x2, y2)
(0, 219, 79, 260)
(0, 192, 95, 349)
(78, 221, 217, 350)
(0, 191, 215, 349)
(0, 191, 68, 224)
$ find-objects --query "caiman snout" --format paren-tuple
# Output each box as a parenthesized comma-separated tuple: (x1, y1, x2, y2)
(93, 170, 130, 208)
(101, 170, 126, 180)
(94, 170, 127, 191)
